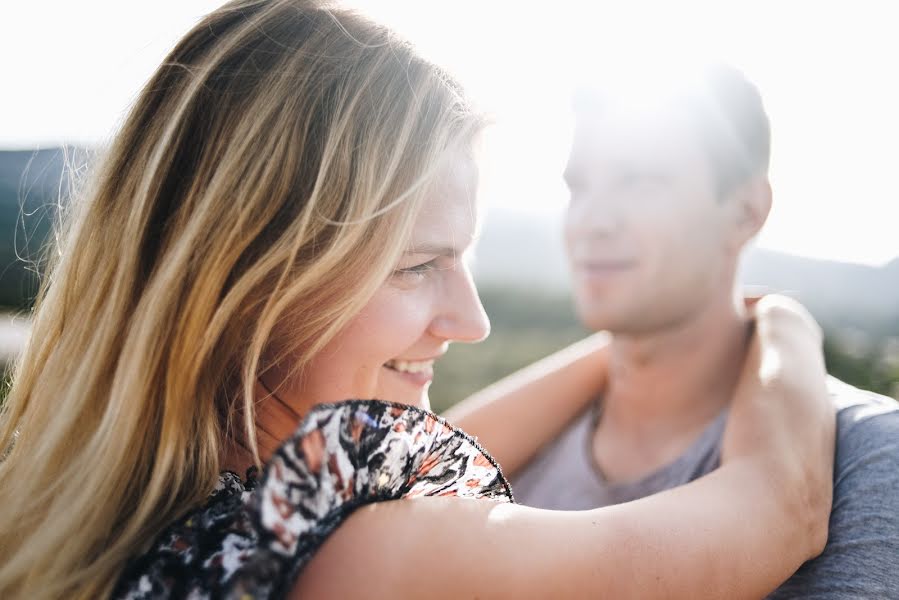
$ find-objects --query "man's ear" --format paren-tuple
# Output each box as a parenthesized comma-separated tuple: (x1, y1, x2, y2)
(729, 176, 772, 248)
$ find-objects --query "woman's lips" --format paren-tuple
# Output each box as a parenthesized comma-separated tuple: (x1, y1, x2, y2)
(383, 358, 434, 387)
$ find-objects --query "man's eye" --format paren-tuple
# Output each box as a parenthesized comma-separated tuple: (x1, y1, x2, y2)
(617, 171, 667, 187)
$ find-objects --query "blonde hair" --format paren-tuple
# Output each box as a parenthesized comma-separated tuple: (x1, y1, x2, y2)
(0, 1, 483, 597)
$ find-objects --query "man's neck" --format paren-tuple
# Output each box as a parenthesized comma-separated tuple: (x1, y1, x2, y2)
(594, 288, 752, 481)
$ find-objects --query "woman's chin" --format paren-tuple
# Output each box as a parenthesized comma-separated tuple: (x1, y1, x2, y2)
(388, 392, 430, 411)
(378, 367, 432, 410)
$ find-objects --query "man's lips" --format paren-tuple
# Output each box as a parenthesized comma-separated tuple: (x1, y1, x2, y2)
(573, 260, 636, 285)
(575, 259, 636, 272)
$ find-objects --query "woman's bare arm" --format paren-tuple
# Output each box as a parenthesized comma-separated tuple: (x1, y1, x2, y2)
(292, 296, 835, 599)
(442, 331, 610, 478)
(294, 461, 813, 599)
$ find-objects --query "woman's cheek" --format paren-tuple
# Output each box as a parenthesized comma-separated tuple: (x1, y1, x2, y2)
(372, 282, 436, 341)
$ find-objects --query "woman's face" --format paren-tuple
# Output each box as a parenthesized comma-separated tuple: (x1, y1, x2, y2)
(270, 155, 489, 413)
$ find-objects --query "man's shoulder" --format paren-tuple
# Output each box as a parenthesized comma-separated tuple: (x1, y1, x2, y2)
(827, 376, 899, 452)
(825, 375, 899, 505)
(769, 378, 899, 599)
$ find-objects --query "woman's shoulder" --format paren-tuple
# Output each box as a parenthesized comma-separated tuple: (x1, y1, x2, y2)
(114, 399, 513, 599)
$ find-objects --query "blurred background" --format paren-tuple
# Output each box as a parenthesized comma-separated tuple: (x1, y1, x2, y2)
(1, 1, 897, 408)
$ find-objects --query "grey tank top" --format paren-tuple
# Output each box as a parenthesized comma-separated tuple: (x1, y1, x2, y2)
(512, 400, 729, 510)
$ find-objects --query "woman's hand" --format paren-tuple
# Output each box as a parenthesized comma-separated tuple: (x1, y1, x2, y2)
(722, 294, 836, 559)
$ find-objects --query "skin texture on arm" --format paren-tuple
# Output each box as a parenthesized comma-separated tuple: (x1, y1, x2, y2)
(291, 296, 836, 599)
(442, 331, 611, 478)
(292, 463, 809, 600)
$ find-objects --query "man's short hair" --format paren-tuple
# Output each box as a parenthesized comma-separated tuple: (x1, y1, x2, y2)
(574, 63, 771, 195)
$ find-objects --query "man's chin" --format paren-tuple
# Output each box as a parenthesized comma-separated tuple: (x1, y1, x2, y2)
(574, 302, 619, 332)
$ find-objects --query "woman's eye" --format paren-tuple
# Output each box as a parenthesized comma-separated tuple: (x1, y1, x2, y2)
(393, 260, 438, 279)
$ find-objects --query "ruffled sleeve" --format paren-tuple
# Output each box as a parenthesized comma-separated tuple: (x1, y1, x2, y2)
(229, 399, 513, 596)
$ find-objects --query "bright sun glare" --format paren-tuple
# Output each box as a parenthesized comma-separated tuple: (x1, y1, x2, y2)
(1, 0, 898, 266)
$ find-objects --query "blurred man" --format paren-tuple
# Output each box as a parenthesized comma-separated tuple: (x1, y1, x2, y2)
(511, 65, 899, 597)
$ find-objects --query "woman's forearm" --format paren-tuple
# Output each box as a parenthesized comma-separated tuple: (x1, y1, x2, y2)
(442, 331, 610, 477)
(294, 455, 821, 599)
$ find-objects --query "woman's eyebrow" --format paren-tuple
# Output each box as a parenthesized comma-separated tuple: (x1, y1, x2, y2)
(405, 245, 461, 257)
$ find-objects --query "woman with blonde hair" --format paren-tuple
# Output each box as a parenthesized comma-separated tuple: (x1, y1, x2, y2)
(0, 1, 834, 598)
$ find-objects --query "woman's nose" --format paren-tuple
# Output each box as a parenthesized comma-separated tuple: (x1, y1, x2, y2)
(429, 264, 490, 343)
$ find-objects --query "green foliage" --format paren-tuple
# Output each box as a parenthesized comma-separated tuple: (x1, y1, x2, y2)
(0, 180, 54, 311)
(823, 335, 899, 398)
(430, 287, 899, 414)
(429, 285, 588, 413)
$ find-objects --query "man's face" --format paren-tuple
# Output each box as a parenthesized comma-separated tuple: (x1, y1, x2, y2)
(564, 103, 742, 334)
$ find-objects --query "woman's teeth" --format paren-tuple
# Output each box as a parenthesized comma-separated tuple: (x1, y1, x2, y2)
(385, 359, 434, 374)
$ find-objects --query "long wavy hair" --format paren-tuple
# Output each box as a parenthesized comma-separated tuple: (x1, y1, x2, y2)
(0, 1, 484, 597)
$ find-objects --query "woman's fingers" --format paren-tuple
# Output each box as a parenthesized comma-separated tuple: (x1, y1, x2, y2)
(721, 294, 835, 557)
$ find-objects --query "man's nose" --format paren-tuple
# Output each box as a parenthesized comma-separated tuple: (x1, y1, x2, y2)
(566, 189, 622, 239)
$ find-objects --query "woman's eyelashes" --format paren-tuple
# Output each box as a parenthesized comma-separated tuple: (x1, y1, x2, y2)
(393, 249, 472, 283)
(394, 258, 441, 281)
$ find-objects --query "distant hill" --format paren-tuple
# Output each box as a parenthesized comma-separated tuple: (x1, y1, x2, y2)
(473, 206, 572, 290)
(473, 205, 899, 335)
(739, 249, 899, 334)
(0, 148, 88, 308)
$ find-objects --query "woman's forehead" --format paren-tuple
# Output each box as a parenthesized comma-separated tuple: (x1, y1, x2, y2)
(410, 156, 480, 252)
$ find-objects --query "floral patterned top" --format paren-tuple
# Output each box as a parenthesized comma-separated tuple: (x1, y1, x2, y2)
(113, 399, 513, 599)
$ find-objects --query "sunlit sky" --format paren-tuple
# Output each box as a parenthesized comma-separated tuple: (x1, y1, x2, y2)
(2, 1, 898, 266)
